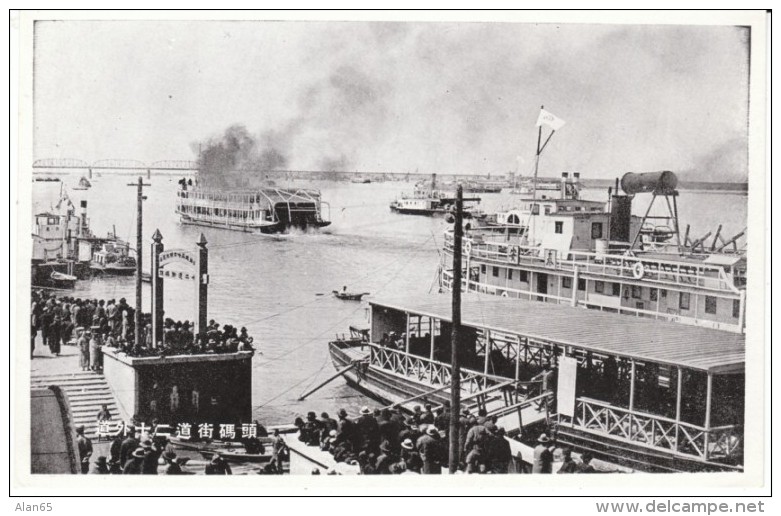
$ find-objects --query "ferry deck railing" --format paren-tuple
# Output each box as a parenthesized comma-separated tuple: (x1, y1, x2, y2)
(439, 269, 743, 333)
(443, 232, 741, 295)
(368, 343, 508, 397)
(557, 397, 742, 465)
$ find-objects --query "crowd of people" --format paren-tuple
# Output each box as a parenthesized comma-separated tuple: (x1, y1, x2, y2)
(296, 403, 511, 474)
(79, 422, 247, 475)
(295, 403, 599, 475)
(30, 290, 256, 361)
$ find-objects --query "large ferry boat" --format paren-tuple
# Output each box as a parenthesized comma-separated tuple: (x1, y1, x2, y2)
(175, 180, 331, 233)
(328, 294, 744, 472)
(439, 171, 747, 334)
(390, 174, 484, 218)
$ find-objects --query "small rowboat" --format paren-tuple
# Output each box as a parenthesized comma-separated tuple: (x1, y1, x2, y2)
(50, 271, 77, 289)
(333, 291, 370, 301)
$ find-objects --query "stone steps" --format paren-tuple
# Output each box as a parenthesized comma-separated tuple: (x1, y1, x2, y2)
(30, 372, 122, 440)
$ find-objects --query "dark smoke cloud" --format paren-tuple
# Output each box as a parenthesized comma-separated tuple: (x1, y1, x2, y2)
(193, 124, 289, 188)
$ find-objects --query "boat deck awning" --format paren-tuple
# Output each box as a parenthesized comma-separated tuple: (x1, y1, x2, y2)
(369, 294, 745, 374)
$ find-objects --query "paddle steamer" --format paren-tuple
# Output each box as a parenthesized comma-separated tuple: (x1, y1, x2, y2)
(175, 180, 331, 233)
(440, 171, 746, 334)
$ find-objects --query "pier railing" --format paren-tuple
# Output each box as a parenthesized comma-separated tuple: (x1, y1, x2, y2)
(440, 269, 743, 333)
(443, 232, 741, 295)
(558, 397, 742, 464)
(368, 343, 506, 396)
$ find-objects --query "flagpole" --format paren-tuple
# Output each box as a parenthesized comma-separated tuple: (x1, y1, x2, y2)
(531, 106, 544, 245)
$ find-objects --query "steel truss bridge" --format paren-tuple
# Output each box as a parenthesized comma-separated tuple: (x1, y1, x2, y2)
(32, 158, 509, 183)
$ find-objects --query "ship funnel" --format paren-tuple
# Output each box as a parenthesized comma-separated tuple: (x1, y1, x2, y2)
(620, 171, 678, 195)
(560, 172, 569, 199)
(573, 172, 580, 183)
(431, 173, 437, 192)
(80, 200, 88, 235)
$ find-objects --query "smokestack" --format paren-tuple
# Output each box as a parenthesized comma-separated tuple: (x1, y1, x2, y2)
(573, 172, 580, 183)
(561, 172, 569, 199)
(431, 173, 437, 192)
(80, 200, 88, 236)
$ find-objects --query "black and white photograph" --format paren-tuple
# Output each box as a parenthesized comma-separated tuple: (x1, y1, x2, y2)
(11, 9, 769, 498)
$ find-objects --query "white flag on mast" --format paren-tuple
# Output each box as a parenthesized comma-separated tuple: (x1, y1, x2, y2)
(536, 108, 566, 131)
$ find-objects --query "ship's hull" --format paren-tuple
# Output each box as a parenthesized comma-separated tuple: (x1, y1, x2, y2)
(389, 206, 481, 219)
(179, 214, 331, 234)
(89, 264, 136, 276)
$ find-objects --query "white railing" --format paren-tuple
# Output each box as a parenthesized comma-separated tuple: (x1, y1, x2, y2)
(368, 343, 506, 396)
(444, 232, 741, 295)
(561, 397, 742, 463)
(439, 269, 743, 333)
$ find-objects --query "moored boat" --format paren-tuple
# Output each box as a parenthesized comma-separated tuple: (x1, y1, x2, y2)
(441, 170, 747, 334)
(328, 294, 744, 472)
(90, 240, 137, 276)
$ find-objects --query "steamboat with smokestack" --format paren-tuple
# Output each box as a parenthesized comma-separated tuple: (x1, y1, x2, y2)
(390, 173, 484, 219)
(439, 170, 747, 334)
(175, 177, 331, 234)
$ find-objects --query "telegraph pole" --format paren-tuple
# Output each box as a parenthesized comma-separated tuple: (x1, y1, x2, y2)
(128, 177, 150, 348)
(448, 184, 464, 474)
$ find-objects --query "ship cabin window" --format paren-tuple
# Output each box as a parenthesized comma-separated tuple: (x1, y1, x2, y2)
(562, 277, 572, 289)
(591, 222, 603, 239)
(733, 299, 741, 319)
(544, 205, 552, 215)
(636, 302, 644, 311)
(507, 269, 513, 280)
(612, 283, 621, 297)
(631, 286, 642, 299)
(480, 265, 486, 275)
(679, 292, 691, 311)
(595, 281, 604, 294)
(577, 278, 586, 291)
(508, 214, 520, 225)
(555, 221, 564, 234)
(492, 266, 499, 277)
(650, 288, 658, 302)
(705, 296, 717, 315)
(519, 270, 528, 283)
(531, 204, 540, 215)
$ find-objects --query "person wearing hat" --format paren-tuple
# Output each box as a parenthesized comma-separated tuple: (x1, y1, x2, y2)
(204, 453, 232, 475)
(398, 438, 422, 473)
(487, 426, 512, 474)
(464, 417, 489, 461)
(163, 451, 184, 475)
(532, 433, 554, 474)
(465, 442, 487, 474)
(93, 456, 110, 474)
(416, 425, 445, 474)
(420, 403, 435, 425)
(355, 406, 379, 452)
(119, 425, 139, 468)
(140, 437, 162, 474)
(336, 408, 356, 447)
(299, 411, 322, 446)
(398, 417, 422, 449)
(318, 412, 338, 445)
(374, 440, 397, 474)
(122, 447, 145, 474)
(76, 425, 93, 474)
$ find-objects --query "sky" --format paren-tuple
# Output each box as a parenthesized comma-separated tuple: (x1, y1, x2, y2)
(33, 20, 751, 181)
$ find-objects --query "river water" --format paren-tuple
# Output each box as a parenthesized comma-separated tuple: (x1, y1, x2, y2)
(31, 172, 748, 426)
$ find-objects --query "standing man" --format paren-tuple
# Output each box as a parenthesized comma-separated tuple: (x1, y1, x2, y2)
(416, 426, 444, 474)
(76, 425, 93, 474)
(77, 328, 90, 371)
(532, 433, 553, 474)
